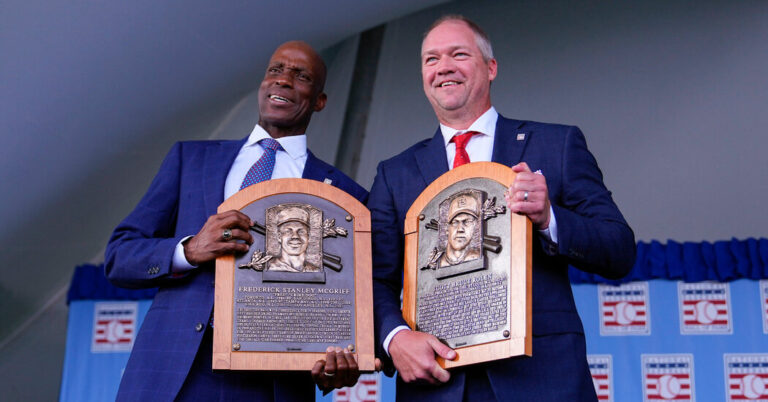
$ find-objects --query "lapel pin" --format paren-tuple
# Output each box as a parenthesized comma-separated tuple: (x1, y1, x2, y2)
(516, 133, 526, 141)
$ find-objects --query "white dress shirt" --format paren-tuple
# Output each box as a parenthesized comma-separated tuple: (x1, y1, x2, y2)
(171, 124, 309, 271)
(383, 106, 559, 355)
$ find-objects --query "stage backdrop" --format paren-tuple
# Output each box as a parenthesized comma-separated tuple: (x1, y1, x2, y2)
(61, 238, 767, 401)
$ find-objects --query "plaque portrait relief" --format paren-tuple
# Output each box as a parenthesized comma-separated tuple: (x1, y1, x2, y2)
(422, 188, 506, 279)
(238, 202, 349, 284)
(440, 192, 483, 267)
(266, 204, 323, 273)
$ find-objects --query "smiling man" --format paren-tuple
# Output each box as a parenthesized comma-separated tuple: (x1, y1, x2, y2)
(368, 16, 636, 401)
(105, 41, 368, 401)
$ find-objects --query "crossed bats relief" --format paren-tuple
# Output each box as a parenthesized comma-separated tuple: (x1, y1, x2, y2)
(238, 216, 348, 273)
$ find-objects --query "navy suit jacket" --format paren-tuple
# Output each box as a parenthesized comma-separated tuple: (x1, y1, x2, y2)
(105, 137, 368, 402)
(368, 116, 635, 401)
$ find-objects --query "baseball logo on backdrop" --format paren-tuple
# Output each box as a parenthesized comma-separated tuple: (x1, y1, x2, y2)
(334, 373, 380, 402)
(599, 282, 651, 335)
(91, 301, 137, 353)
(588, 354, 613, 401)
(642, 354, 695, 402)
(724, 354, 768, 401)
(678, 281, 732, 335)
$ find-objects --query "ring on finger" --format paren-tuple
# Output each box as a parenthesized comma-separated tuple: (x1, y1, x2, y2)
(523, 191, 529, 202)
(323, 371, 335, 377)
(222, 228, 233, 241)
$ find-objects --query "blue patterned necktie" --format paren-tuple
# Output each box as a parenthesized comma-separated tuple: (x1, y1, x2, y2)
(240, 138, 282, 190)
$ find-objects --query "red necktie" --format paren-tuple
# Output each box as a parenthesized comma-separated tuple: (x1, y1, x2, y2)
(451, 131, 478, 168)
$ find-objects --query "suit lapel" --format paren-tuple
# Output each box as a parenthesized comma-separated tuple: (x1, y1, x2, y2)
(491, 115, 527, 167)
(203, 138, 247, 215)
(415, 129, 450, 187)
(302, 151, 334, 182)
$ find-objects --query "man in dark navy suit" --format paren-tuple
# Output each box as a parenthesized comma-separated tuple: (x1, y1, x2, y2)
(368, 15, 636, 401)
(106, 41, 367, 401)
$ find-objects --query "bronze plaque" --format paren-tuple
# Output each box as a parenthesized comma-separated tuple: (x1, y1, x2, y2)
(213, 179, 374, 372)
(403, 162, 531, 368)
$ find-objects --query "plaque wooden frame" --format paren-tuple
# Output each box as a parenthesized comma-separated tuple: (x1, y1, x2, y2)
(213, 178, 375, 372)
(403, 162, 532, 369)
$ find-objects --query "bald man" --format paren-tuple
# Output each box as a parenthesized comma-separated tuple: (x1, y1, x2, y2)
(106, 41, 368, 402)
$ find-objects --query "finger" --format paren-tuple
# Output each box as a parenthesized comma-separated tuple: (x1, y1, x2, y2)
(512, 172, 544, 188)
(324, 346, 338, 376)
(217, 212, 253, 231)
(511, 162, 531, 173)
(430, 363, 451, 383)
(214, 241, 251, 256)
(427, 337, 456, 361)
(311, 359, 325, 382)
(375, 358, 382, 372)
(341, 349, 358, 387)
(225, 228, 253, 245)
(333, 348, 349, 387)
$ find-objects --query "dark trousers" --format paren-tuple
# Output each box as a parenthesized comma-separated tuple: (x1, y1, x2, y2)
(175, 326, 315, 402)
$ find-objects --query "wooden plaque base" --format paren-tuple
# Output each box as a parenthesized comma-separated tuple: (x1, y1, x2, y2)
(403, 162, 532, 369)
(213, 178, 375, 372)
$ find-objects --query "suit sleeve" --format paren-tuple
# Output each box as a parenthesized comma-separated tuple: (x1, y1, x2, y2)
(367, 162, 408, 372)
(104, 143, 191, 289)
(552, 126, 636, 279)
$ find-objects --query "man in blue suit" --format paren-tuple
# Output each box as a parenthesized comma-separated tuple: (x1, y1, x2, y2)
(106, 41, 367, 401)
(368, 16, 636, 401)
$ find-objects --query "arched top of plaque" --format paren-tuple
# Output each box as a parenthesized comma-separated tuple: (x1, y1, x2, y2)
(405, 162, 515, 235)
(219, 178, 370, 232)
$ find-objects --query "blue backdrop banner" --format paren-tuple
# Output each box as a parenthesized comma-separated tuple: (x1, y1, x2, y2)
(61, 238, 768, 401)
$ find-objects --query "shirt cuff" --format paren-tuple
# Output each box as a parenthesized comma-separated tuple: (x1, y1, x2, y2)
(383, 325, 411, 357)
(172, 236, 197, 273)
(537, 204, 558, 244)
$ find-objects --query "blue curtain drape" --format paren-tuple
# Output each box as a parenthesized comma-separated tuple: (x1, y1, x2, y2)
(569, 237, 768, 284)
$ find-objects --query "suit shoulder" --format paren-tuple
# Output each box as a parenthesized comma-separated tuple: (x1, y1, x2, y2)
(308, 154, 368, 202)
(175, 139, 240, 148)
(510, 118, 578, 133)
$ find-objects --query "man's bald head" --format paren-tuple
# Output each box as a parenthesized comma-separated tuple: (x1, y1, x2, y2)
(274, 41, 327, 91)
(258, 40, 328, 138)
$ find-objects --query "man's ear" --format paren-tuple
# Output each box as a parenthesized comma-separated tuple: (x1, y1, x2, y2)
(488, 58, 498, 82)
(313, 92, 327, 112)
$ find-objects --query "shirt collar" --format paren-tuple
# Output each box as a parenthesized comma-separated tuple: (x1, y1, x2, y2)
(245, 124, 307, 160)
(440, 106, 498, 147)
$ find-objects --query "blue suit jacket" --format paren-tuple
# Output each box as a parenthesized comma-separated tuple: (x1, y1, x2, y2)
(105, 137, 368, 402)
(368, 116, 635, 401)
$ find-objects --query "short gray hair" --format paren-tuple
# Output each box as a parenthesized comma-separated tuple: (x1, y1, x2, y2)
(424, 15, 494, 62)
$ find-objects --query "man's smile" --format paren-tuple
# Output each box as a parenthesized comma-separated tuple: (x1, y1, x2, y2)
(268, 94, 293, 103)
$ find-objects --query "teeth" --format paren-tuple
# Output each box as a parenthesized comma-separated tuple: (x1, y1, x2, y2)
(440, 81, 459, 87)
(269, 95, 290, 102)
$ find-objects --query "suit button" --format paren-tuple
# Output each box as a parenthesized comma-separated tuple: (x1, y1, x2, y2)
(195, 323, 204, 332)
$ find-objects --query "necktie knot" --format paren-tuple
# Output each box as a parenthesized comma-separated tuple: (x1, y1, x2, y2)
(450, 131, 478, 168)
(259, 137, 282, 152)
(451, 131, 477, 148)
(240, 138, 283, 190)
